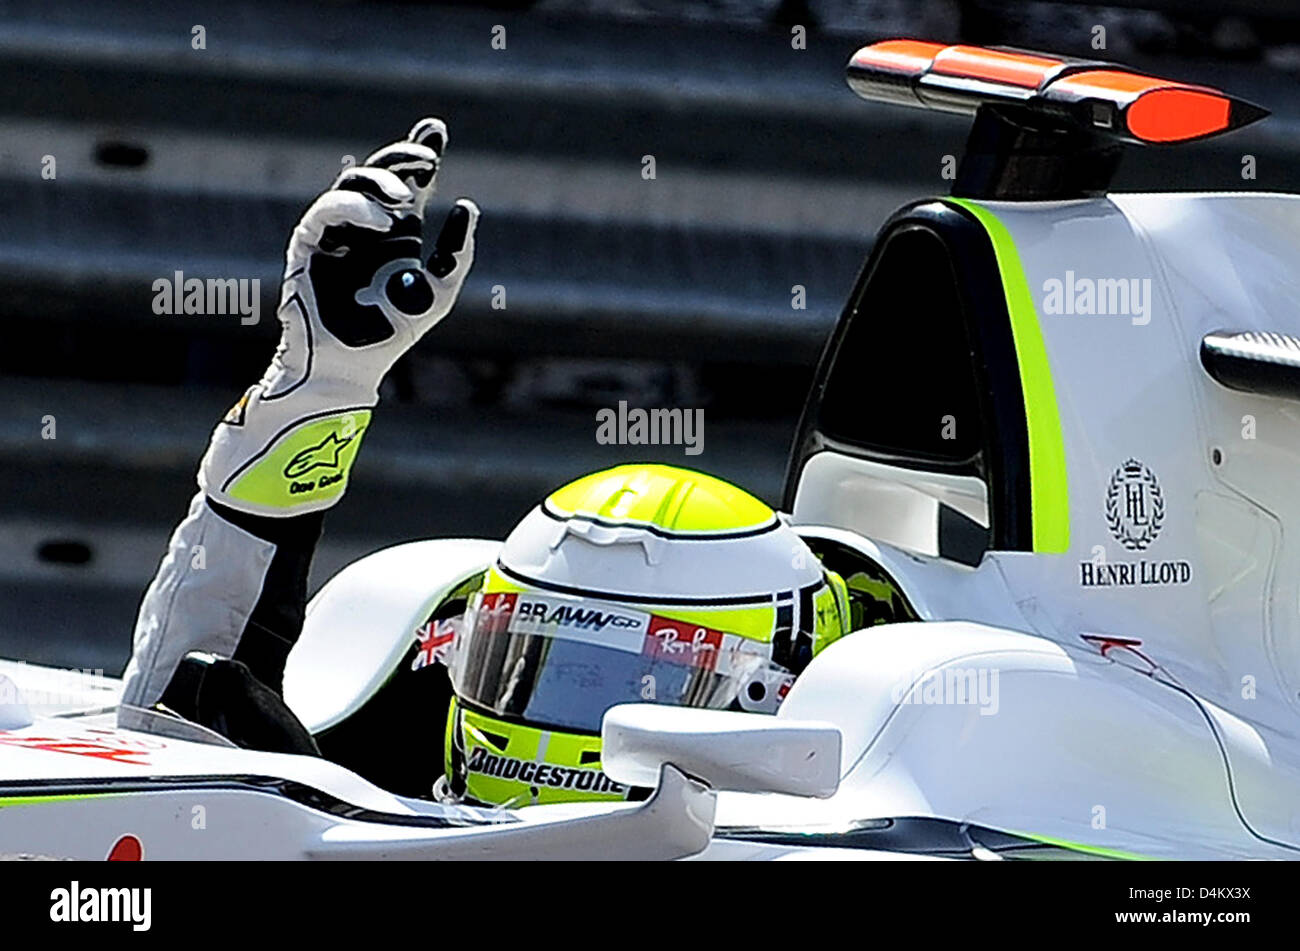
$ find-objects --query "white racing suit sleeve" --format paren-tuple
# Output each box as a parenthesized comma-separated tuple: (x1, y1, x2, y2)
(118, 118, 478, 736)
(116, 494, 278, 738)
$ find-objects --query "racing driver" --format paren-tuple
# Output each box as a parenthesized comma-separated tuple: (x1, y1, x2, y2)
(117, 119, 855, 804)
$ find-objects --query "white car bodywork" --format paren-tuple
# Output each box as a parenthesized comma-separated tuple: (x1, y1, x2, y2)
(774, 193, 1300, 859)
(3, 188, 1300, 859)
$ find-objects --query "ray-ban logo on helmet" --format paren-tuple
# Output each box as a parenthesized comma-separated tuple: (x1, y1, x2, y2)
(1105, 459, 1164, 552)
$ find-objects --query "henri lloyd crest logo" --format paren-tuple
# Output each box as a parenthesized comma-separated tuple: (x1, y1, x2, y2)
(1105, 458, 1164, 551)
(1081, 459, 1192, 589)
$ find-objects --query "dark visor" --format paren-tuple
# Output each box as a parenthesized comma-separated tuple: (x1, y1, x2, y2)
(448, 590, 769, 734)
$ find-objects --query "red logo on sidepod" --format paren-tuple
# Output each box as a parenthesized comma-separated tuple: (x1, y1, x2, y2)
(107, 834, 143, 861)
(0, 729, 158, 766)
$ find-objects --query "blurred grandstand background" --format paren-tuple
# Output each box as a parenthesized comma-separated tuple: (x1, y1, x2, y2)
(3, 0, 1300, 672)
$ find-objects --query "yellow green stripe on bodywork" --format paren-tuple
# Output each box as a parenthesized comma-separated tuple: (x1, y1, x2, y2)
(1013, 830, 1152, 861)
(947, 198, 1070, 553)
(0, 793, 105, 808)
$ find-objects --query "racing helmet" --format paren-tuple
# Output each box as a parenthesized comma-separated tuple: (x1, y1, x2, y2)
(442, 463, 850, 807)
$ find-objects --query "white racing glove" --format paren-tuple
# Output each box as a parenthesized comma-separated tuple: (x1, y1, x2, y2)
(198, 117, 479, 516)
(120, 120, 478, 739)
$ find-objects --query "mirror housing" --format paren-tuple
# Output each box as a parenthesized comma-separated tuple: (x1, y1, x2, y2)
(0, 675, 33, 729)
(601, 704, 841, 798)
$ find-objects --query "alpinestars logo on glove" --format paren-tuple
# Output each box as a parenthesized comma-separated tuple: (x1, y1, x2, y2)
(284, 429, 362, 479)
(466, 747, 626, 794)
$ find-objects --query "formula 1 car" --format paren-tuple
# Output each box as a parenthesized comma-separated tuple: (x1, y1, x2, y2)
(4, 39, 1300, 860)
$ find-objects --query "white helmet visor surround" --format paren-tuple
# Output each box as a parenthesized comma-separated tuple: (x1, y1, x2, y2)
(448, 589, 772, 733)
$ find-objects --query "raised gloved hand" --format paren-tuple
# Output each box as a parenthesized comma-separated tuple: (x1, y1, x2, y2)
(198, 117, 479, 516)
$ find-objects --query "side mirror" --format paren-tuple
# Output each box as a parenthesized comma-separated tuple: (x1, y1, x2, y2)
(601, 704, 841, 799)
(0, 674, 33, 729)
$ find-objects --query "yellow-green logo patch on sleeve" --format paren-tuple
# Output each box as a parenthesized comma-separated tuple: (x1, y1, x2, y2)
(226, 410, 371, 509)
